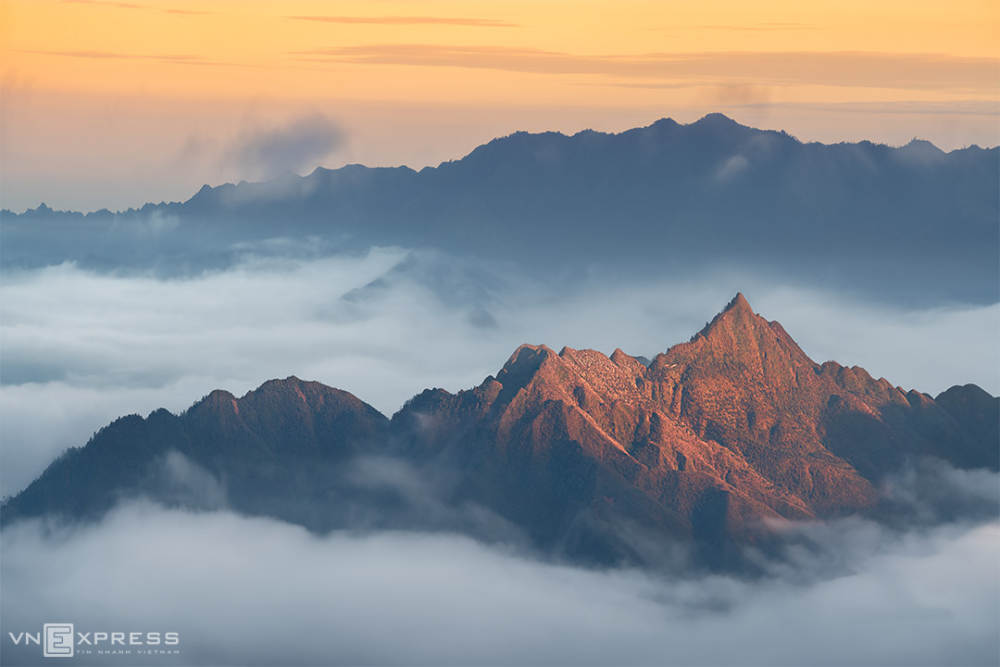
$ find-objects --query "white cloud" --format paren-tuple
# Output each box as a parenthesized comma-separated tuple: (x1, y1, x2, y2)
(1, 250, 996, 496)
(715, 154, 750, 181)
(1, 503, 996, 666)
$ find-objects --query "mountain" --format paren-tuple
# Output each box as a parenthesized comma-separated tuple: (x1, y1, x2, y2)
(2, 379, 389, 531)
(3, 114, 997, 303)
(389, 293, 997, 566)
(2, 294, 997, 570)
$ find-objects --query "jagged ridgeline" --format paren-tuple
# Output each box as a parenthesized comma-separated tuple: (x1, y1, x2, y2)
(3, 294, 996, 571)
(2, 115, 997, 302)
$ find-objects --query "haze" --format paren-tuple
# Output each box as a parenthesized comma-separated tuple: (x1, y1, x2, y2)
(2, 0, 998, 212)
(2, 250, 997, 497)
(1, 3, 998, 666)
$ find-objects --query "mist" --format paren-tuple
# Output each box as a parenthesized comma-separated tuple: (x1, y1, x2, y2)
(1, 500, 997, 666)
(223, 114, 346, 181)
(2, 244, 998, 666)
(1, 247, 997, 497)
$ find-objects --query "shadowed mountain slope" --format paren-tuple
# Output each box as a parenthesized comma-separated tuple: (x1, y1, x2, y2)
(2, 378, 389, 530)
(3, 295, 997, 570)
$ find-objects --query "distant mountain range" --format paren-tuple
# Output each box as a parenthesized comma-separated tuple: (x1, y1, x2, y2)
(4, 294, 996, 571)
(3, 114, 997, 303)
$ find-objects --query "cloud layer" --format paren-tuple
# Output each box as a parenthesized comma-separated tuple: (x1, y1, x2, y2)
(1, 502, 997, 666)
(2, 244, 997, 666)
(2, 248, 997, 497)
(287, 15, 519, 27)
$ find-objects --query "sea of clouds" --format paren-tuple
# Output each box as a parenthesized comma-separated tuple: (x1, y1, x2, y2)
(1, 246, 996, 497)
(2, 502, 997, 666)
(2, 246, 998, 666)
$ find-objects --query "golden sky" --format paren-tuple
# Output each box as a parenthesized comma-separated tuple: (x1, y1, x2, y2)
(1, 0, 998, 211)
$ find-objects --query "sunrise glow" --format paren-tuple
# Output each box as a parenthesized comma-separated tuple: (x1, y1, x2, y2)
(2, 0, 998, 211)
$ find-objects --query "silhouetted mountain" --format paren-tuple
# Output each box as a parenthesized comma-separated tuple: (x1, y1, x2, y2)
(934, 384, 1000, 457)
(3, 114, 996, 302)
(3, 295, 997, 571)
(2, 378, 389, 531)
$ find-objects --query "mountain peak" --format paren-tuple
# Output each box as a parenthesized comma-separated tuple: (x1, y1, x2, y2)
(694, 292, 758, 340)
(255, 375, 305, 391)
(659, 293, 817, 386)
(724, 292, 752, 313)
(497, 344, 558, 382)
(695, 112, 737, 126)
(903, 137, 942, 151)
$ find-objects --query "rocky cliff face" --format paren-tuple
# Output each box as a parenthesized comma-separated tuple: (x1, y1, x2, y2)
(390, 294, 997, 565)
(3, 295, 996, 570)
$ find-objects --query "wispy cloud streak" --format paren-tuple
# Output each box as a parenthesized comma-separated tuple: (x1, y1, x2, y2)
(18, 50, 208, 64)
(62, 0, 143, 8)
(288, 15, 519, 28)
(684, 22, 817, 31)
(15, 50, 272, 69)
(62, 0, 215, 15)
(294, 45, 999, 92)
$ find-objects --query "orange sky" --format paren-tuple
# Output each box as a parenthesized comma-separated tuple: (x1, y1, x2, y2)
(2, 0, 998, 211)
